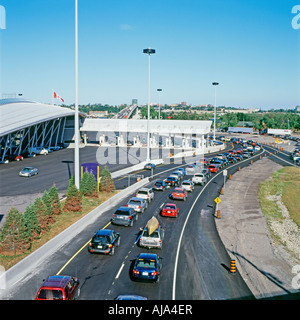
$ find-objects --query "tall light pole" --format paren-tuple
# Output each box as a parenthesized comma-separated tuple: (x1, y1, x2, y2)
(212, 82, 219, 142)
(157, 88, 162, 119)
(143, 48, 155, 162)
(74, 0, 80, 188)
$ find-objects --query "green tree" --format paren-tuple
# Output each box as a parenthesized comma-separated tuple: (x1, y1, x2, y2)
(100, 166, 115, 193)
(23, 203, 41, 244)
(80, 171, 98, 197)
(34, 197, 51, 233)
(0, 208, 27, 255)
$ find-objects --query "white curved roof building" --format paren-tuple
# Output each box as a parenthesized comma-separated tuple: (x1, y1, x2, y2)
(0, 98, 75, 161)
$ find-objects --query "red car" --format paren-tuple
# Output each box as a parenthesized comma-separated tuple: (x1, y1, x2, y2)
(171, 187, 188, 201)
(161, 203, 179, 218)
(35, 275, 80, 300)
(208, 164, 218, 173)
(235, 149, 242, 154)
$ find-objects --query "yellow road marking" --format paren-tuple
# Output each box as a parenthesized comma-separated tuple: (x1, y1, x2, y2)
(56, 221, 111, 275)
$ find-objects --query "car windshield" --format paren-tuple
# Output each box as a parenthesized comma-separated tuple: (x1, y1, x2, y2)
(115, 209, 130, 216)
(174, 190, 184, 194)
(23, 168, 31, 171)
(93, 235, 109, 244)
(168, 177, 175, 180)
(182, 182, 190, 185)
(37, 289, 63, 300)
(155, 182, 162, 185)
(136, 258, 156, 268)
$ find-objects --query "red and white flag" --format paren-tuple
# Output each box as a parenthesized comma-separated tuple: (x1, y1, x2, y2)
(53, 91, 64, 103)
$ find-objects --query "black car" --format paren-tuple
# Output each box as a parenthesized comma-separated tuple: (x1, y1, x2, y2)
(88, 229, 120, 255)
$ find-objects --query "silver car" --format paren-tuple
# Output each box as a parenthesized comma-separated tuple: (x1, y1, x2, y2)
(126, 197, 148, 213)
(19, 167, 38, 177)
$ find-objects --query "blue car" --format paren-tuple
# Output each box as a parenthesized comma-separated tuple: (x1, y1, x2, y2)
(144, 163, 156, 170)
(153, 180, 167, 191)
(132, 253, 162, 283)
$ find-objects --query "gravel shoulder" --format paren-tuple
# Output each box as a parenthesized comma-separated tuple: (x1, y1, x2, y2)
(215, 157, 300, 299)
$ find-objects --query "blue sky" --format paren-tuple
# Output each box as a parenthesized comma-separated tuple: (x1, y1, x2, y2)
(0, 0, 299, 109)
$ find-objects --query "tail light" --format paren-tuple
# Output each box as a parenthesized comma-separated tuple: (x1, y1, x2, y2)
(88, 242, 92, 247)
(126, 204, 128, 207)
(112, 214, 115, 218)
(151, 271, 158, 276)
(108, 244, 113, 248)
(133, 269, 140, 275)
(128, 216, 132, 220)
(138, 205, 141, 209)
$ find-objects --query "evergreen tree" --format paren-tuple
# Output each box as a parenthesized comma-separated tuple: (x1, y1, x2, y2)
(34, 197, 50, 233)
(64, 176, 82, 212)
(48, 184, 62, 215)
(23, 203, 41, 244)
(41, 190, 55, 224)
(0, 207, 27, 255)
(100, 166, 115, 192)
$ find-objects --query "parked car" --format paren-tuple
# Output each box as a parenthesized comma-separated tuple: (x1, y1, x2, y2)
(181, 180, 194, 192)
(6, 154, 23, 161)
(144, 163, 156, 170)
(126, 197, 148, 213)
(35, 275, 80, 300)
(161, 203, 179, 217)
(153, 180, 167, 191)
(139, 225, 164, 249)
(191, 173, 207, 186)
(111, 206, 138, 227)
(171, 187, 188, 201)
(88, 229, 120, 255)
(131, 253, 162, 283)
(136, 188, 154, 203)
(28, 147, 48, 155)
(19, 167, 38, 177)
(165, 176, 179, 187)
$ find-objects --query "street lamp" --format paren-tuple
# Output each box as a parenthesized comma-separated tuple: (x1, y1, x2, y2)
(212, 82, 219, 142)
(143, 48, 156, 162)
(157, 88, 162, 119)
(74, 0, 80, 188)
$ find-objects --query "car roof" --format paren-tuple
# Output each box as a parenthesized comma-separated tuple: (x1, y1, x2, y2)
(96, 229, 113, 236)
(182, 180, 192, 183)
(42, 275, 72, 288)
(137, 188, 150, 192)
(116, 206, 133, 212)
(174, 187, 184, 191)
(137, 253, 158, 260)
(165, 202, 176, 206)
(128, 197, 144, 201)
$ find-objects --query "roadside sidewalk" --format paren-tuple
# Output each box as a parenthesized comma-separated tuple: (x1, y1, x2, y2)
(215, 157, 300, 299)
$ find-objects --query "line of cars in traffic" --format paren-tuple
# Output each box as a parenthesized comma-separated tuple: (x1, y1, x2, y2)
(34, 140, 260, 299)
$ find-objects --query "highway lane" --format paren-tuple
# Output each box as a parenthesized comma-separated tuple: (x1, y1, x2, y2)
(7, 144, 264, 300)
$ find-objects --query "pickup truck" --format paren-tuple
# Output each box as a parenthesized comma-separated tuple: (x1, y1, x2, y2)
(139, 225, 164, 249)
(191, 173, 207, 186)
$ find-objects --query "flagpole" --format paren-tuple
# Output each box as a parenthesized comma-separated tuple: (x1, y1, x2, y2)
(74, 0, 80, 189)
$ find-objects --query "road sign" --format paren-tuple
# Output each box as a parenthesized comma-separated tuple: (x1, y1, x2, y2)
(214, 197, 221, 204)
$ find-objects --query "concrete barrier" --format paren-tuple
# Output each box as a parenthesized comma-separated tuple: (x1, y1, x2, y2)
(0, 177, 150, 297)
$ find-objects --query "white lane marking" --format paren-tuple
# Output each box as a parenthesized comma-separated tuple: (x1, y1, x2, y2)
(172, 149, 264, 300)
(115, 262, 125, 279)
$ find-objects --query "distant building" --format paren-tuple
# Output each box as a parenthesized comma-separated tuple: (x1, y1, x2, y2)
(295, 106, 300, 112)
(88, 110, 108, 118)
(132, 99, 138, 105)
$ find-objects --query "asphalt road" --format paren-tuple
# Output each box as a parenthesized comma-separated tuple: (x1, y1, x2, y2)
(6, 143, 263, 300)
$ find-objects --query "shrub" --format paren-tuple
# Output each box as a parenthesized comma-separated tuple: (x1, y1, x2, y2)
(64, 176, 82, 212)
